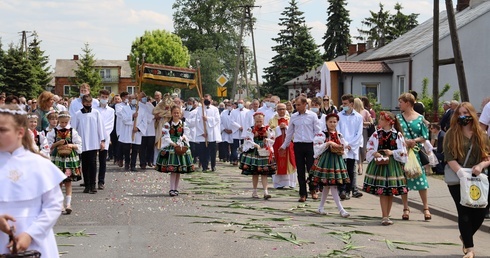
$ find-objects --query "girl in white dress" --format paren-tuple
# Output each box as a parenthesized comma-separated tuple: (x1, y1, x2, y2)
(0, 104, 66, 257)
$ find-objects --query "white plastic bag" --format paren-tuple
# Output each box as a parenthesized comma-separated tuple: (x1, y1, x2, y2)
(424, 140, 439, 167)
(460, 171, 489, 208)
(404, 148, 422, 179)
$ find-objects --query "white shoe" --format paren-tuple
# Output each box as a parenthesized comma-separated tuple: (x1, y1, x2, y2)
(381, 217, 393, 225)
(340, 209, 350, 218)
(317, 208, 327, 215)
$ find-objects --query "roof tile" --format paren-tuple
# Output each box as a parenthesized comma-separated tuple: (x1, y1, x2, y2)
(335, 61, 392, 74)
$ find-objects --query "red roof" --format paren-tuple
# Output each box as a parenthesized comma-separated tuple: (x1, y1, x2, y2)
(335, 61, 392, 74)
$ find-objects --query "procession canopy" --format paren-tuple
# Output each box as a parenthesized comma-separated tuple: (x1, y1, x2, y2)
(138, 63, 197, 89)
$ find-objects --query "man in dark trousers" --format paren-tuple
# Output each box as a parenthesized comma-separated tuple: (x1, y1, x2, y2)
(280, 96, 321, 202)
(439, 101, 453, 132)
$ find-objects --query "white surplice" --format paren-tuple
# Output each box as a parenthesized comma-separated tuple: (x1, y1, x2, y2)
(220, 109, 234, 144)
(195, 105, 222, 143)
(94, 105, 115, 151)
(117, 104, 135, 144)
(183, 107, 197, 142)
(0, 147, 66, 257)
(68, 97, 99, 118)
(230, 107, 249, 140)
(71, 109, 105, 152)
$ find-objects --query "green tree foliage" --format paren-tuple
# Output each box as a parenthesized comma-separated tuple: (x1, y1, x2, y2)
(28, 34, 52, 96)
(357, 3, 418, 48)
(129, 29, 190, 96)
(419, 77, 451, 121)
(189, 49, 224, 100)
(322, 0, 351, 60)
(2, 44, 37, 99)
(0, 39, 6, 90)
(172, 0, 254, 97)
(72, 43, 102, 96)
(262, 0, 322, 100)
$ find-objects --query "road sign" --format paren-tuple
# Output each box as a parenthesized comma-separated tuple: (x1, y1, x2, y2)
(216, 74, 228, 87)
(217, 87, 227, 97)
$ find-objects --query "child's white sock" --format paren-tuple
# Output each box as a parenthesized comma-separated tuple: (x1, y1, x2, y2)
(65, 195, 72, 206)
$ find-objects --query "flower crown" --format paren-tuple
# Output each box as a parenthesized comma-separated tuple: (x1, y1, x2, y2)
(27, 114, 39, 119)
(380, 111, 395, 125)
(58, 113, 71, 118)
(0, 108, 27, 115)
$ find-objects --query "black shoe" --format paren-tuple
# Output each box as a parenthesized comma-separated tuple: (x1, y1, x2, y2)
(89, 185, 97, 194)
(169, 190, 177, 197)
(130, 167, 138, 172)
(80, 183, 85, 187)
(83, 187, 89, 193)
(339, 191, 347, 200)
(98, 183, 105, 190)
(202, 168, 209, 172)
(352, 191, 363, 198)
(211, 167, 216, 172)
(124, 165, 130, 171)
(345, 193, 351, 200)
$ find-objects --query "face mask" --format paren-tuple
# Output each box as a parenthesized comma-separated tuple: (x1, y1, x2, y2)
(269, 103, 276, 109)
(131, 99, 137, 105)
(227, 106, 233, 111)
(100, 99, 108, 105)
(83, 105, 92, 111)
(343, 106, 350, 112)
(141, 97, 148, 104)
(80, 93, 85, 98)
(204, 100, 211, 106)
(238, 103, 244, 109)
(124, 99, 129, 104)
(310, 107, 319, 113)
(457, 115, 473, 126)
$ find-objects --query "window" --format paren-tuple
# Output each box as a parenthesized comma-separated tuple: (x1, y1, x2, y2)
(361, 83, 380, 102)
(99, 69, 111, 79)
(398, 76, 406, 96)
(63, 85, 78, 96)
(103, 86, 112, 93)
(127, 86, 136, 95)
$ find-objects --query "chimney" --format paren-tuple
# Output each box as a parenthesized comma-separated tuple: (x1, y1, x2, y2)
(456, 0, 470, 11)
(357, 43, 366, 54)
(348, 44, 357, 56)
(73, 55, 79, 60)
(127, 55, 131, 61)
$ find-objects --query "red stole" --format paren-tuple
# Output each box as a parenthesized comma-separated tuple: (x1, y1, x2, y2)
(273, 117, 296, 175)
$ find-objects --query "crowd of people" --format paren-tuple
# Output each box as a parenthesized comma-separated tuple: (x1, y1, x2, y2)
(1, 86, 490, 258)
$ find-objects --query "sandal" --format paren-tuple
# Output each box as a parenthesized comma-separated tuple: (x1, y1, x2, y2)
(424, 208, 432, 221)
(169, 190, 177, 197)
(463, 250, 475, 258)
(402, 208, 410, 220)
(381, 217, 393, 226)
(263, 194, 271, 200)
(252, 192, 259, 199)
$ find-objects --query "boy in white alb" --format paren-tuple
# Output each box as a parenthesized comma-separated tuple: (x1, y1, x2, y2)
(94, 90, 114, 189)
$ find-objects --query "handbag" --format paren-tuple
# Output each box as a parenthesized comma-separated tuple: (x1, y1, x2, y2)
(444, 143, 472, 185)
(460, 172, 489, 208)
(57, 145, 72, 157)
(330, 145, 344, 155)
(1, 227, 41, 258)
(374, 156, 390, 165)
(400, 114, 429, 166)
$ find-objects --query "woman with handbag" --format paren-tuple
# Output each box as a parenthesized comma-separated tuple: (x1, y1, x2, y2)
(155, 106, 195, 197)
(0, 104, 66, 257)
(443, 102, 490, 258)
(396, 93, 431, 221)
(239, 112, 276, 200)
(363, 111, 409, 225)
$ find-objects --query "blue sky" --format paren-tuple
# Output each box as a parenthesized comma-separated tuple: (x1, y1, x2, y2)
(0, 0, 447, 81)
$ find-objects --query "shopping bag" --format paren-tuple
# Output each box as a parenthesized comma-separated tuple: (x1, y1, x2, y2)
(460, 172, 489, 208)
(404, 148, 422, 179)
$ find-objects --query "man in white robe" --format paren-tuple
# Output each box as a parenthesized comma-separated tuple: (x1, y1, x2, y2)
(69, 83, 99, 118)
(229, 99, 249, 165)
(115, 92, 130, 167)
(219, 102, 234, 163)
(139, 92, 155, 169)
(183, 97, 198, 163)
(195, 94, 221, 172)
(94, 89, 114, 190)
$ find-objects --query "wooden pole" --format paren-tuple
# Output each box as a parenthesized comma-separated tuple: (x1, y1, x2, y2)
(433, 0, 440, 122)
(231, 9, 247, 101)
(247, 6, 261, 99)
(196, 61, 208, 147)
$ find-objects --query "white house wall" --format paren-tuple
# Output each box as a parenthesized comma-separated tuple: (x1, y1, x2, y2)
(384, 59, 411, 110)
(412, 11, 490, 111)
(342, 74, 393, 108)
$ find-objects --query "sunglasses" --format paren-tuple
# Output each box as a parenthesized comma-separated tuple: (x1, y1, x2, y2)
(323, 99, 329, 101)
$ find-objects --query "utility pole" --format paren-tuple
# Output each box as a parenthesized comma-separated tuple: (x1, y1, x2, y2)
(18, 30, 32, 57)
(432, 0, 439, 122)
(231, 5, 260, 101)
(241, 46, 249, 100)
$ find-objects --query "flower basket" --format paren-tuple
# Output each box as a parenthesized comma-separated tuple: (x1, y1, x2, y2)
(57, 145, 72, 157)
(374, 156, 390, 165)
(330, 146, 344, 155)
(258, 149, 270, 157)
(174, 145, 188, 155)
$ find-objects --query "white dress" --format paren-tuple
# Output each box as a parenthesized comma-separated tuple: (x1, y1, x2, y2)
(0, 147, 66, 257)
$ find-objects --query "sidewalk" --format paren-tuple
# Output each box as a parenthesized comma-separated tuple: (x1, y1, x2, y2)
(358, 164, 490, 233)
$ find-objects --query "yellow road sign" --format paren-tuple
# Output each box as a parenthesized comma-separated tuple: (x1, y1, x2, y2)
(216, 74, 228, 87)
(217, 87, 227, 97)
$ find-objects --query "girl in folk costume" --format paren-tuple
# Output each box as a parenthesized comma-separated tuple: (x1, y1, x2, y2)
(0, 105, 66, 257)
(47, 111, 82, 215)
(42, 110, 58, 137)
(268, 103, 296, 189)
(155, 106, 195, 197)
(27, 114, 50, 157)
(239, 112, 277, 199)
(310, 113, 350, 218)
(363, 111, 408, 226)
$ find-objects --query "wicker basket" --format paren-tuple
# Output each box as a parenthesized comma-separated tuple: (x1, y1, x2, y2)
(330, 146, 344, 155)
(174, 145, 188, 155)
(1, 227, 41, 258)
(374, 156, 390, 165)
(257, 149, 270, 157)
(57, 145, 72, 157)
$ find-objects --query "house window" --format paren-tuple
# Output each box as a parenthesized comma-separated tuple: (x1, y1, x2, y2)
(99, 69, 111, 79)
(103, 86, 112, 93)
(361, 83, 380, 102)
(63, 85, 78, 96)
(127, 86, 136, 95)
(398, 76, 406, 96)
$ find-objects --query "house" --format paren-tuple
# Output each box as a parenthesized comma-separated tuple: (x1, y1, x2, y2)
(53, 55, 135, 97)
(365, 0, 490, 110)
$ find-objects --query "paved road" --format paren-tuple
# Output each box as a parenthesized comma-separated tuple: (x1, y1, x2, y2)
(54, 161, 490, 257)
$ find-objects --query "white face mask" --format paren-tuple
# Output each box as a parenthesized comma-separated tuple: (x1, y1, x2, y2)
(186, 105, 192, 110)
(310, 107, 319, 113)
(100, 99, 108, 105)
(124, 99, 129, 104)
(269, 103, 276, 109)
(131, 99, 137, 105)
(227, 106, 233, 111)
(238, 103, 244, 109)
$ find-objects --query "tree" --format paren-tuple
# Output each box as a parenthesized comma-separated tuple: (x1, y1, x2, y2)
(129, 29, 190, 95)
(188, 48, 224, 100)
(28, 33, 52, 95)
(262, 0, 322, 99)
(0, 39, 6, 91)
(2, 43, 37, 98)
(72, 43, 102, 96)
(172, 0, 254, 98)
(357, 3, 419, 48)
(322, 0, 351, 60)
